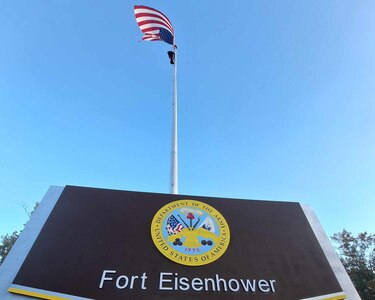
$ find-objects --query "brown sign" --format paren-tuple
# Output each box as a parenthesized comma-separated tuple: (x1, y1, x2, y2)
(9, 186, 345, 299)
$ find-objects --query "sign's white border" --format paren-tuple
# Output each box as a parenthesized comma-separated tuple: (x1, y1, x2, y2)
(0, 186, 64, 300)
(301, 204, 360, 299)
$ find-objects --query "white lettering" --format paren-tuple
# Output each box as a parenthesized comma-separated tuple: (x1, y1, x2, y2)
(140, 272, 147, 290)
(269, 280, 276, 293)
(99, 270, 116, 289)
(228, 279, 240, 292)
(191, 278, 203, 291)
(99, 270, 148, 290)
(129, 275, 138, 289)
(258, 279, 270, 293)
(179, 277, 190, 291)
(204, 277, 216, 291)
(116, 275, 129, 289)
(240, 279, 256, 292)
(215, 274, 228, 292)
(100, 270, 277, 294)
(174, 273, 179, 290)
(159, 272, 173, 290)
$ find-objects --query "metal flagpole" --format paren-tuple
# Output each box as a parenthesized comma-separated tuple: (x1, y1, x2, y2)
(170, 45, 178, 194)
(134, 5, 178, 194)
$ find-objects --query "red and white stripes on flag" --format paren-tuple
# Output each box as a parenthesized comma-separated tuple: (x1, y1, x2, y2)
(134, 5, 175, 45)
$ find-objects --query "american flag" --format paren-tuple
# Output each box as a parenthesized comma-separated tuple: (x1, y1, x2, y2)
(166, 215, 184, 235)
(134, 5, 175, 45)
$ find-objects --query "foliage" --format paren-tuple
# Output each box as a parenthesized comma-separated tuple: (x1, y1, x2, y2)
(0, 202, 39, 265)
(332, 229, 375, 300)
(0, 231, 19, 265)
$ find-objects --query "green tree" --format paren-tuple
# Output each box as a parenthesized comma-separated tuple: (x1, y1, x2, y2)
(331, 230, 375, 300)
(0, 202, 39, 265)
(0, 231, 19, 264)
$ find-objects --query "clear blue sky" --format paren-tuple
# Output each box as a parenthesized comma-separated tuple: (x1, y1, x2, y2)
(1, 1, 374, 237)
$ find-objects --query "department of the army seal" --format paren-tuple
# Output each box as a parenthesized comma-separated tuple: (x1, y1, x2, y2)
(151, 199, 230, 266)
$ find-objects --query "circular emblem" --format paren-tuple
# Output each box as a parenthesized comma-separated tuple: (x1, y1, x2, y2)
(151, 199, 230, 266)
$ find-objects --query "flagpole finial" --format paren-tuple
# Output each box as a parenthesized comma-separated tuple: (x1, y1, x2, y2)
(168, 51, 175, 64)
